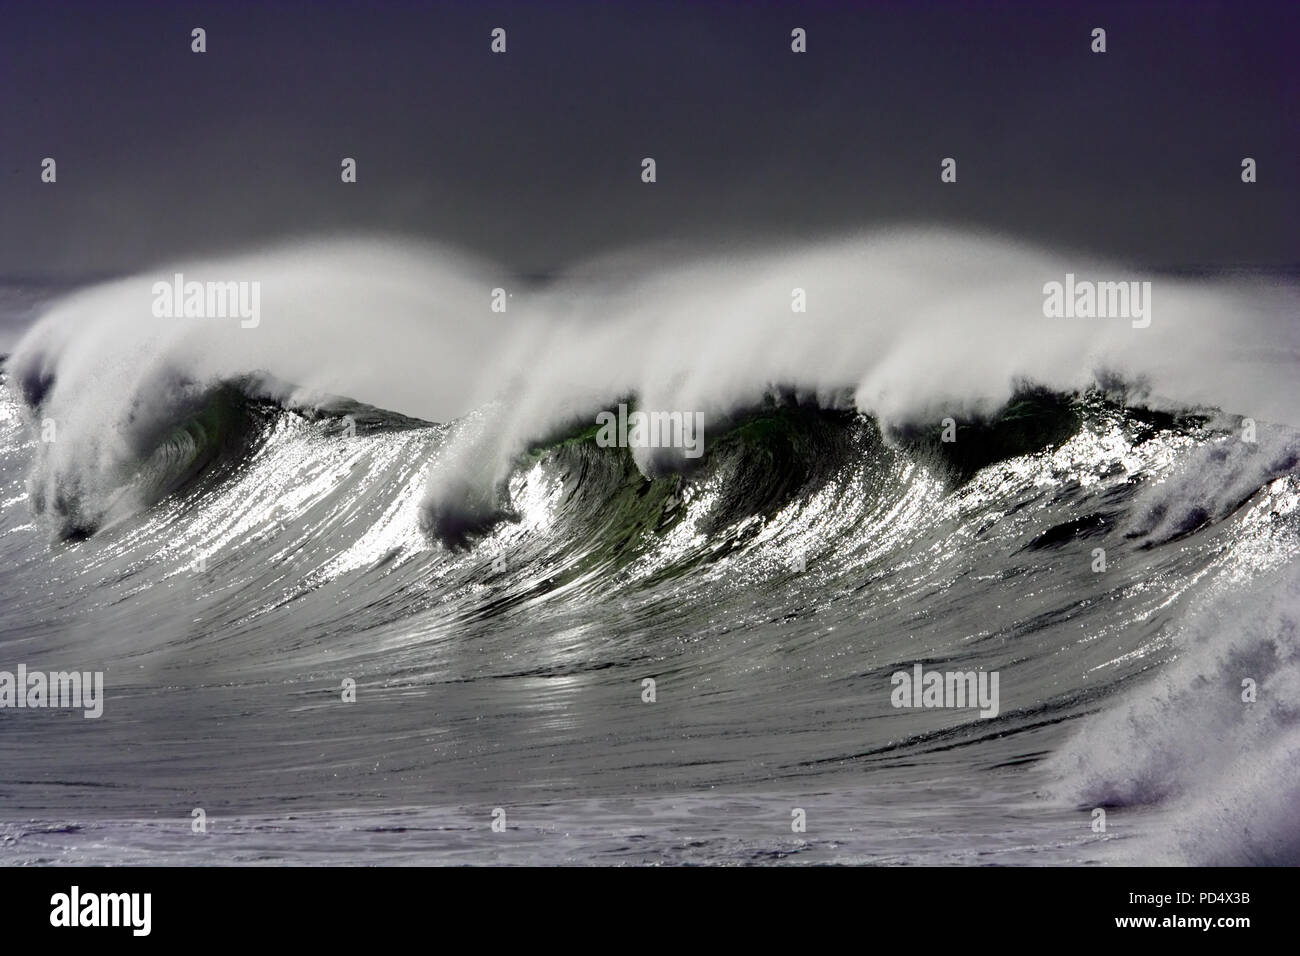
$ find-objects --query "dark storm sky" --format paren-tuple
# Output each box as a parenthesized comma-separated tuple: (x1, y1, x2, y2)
(1, 0, 1297, 278)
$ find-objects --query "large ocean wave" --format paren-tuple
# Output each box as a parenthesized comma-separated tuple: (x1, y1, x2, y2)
(0, 230, 1297, 865)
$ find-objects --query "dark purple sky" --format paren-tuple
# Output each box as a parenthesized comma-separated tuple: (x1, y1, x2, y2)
(2, 0, 1297, 277)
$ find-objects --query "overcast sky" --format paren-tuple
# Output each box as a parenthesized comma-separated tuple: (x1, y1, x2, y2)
(1, 0, 1297, 279)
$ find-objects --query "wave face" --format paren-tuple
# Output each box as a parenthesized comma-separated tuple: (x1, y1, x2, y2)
(0, 232, 1298, 865)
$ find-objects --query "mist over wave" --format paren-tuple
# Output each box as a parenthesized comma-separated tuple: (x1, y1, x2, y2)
(7, 228, 1299, 538)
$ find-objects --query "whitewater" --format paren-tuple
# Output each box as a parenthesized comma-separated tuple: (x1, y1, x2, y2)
(0, 228, 1297, 865)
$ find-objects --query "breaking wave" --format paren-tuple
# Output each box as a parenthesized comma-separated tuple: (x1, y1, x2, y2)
(1, 229, 1298, 865)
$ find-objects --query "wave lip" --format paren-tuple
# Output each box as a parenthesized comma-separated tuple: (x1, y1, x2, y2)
(12, 368, 429, 541)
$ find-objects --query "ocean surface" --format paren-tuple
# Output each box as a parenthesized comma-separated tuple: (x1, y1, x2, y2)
(0, 235, 1297, 865)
